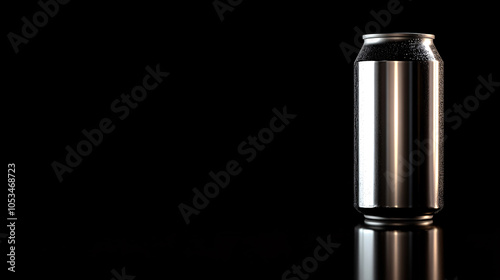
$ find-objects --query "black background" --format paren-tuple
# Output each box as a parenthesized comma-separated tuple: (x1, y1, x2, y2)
(3, 0, 499, 279)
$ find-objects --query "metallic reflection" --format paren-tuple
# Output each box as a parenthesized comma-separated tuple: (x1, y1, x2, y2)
(355, 223, 443, 280)
(357, 60, 443, 210)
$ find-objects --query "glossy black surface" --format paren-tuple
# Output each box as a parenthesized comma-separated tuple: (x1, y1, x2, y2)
(3, 0, 499, 279)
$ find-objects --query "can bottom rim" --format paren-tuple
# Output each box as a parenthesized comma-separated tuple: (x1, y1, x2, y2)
(364, 215, 433, 226)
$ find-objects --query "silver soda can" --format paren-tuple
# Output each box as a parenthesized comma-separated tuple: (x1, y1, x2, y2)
(354, 33, 444, 222)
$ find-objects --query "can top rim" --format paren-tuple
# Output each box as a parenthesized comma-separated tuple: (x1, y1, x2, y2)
(362, 33, 435, 39)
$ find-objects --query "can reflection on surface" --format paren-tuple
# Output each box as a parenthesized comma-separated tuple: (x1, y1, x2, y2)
(355, 223, 443, 280)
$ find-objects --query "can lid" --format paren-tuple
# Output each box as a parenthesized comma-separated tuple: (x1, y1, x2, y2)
(362, 33, 435, 39)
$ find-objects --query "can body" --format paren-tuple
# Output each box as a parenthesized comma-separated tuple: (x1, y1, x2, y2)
(354, 33, 444, 221)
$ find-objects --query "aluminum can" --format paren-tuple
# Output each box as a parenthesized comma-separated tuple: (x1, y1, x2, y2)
(354, 33, 444, 222)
